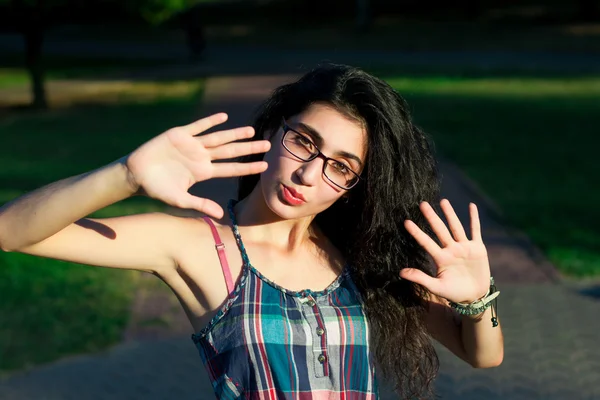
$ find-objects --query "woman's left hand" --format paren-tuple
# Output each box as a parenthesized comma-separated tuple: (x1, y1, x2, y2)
(400, 199, 491, 304)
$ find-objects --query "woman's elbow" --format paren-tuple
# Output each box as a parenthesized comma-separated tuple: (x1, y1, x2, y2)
(470, 353, 504, 368)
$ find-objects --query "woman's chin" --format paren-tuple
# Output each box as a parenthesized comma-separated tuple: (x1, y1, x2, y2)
(266, 195, 300, 219)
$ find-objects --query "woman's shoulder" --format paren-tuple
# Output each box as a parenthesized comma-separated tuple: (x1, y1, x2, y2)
(164, 209, 232, 248)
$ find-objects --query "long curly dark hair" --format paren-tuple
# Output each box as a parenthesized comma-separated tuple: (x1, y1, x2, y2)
(238, 64, 441, 399)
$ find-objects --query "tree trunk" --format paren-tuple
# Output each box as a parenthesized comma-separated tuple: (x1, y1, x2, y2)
(182, 7, 206, 61)
(16, 0, 48, 109)
(24, 26, 47, 109)
(355, 0, 371, 32)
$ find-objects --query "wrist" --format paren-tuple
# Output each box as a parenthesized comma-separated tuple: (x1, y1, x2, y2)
(461, 307, 488, 321)
(459, 289, 490, 305)
(117, 155, 142, 196)
(448, 277, 500, 328)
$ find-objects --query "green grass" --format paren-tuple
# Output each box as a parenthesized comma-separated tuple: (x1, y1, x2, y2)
(0, 69, 29, 88)
(0, 81, 204, 373)
(0, 54, 179, 89)
(385, 75, 600, 277)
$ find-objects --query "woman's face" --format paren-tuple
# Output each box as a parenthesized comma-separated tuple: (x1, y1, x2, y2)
(260, 103, 367, 220)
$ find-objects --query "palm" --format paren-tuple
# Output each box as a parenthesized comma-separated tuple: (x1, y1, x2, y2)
(136, 131, 213, 197)
(401, 200, 491, 304)
(126, 113, 270, 218)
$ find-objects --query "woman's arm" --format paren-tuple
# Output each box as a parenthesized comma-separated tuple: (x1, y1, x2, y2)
(0, 158, 182, 274)
(0, 158, 136, 252)
(400, 199, 504, 368)
(425, 295, 503, 368)
(0, 113, 270, 274)
(459, 305, 504, 367)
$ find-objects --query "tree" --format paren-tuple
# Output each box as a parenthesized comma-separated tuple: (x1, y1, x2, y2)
(0, 0, 68, 109)
(123, 0, 207, 60)
(0, 0, 203, 109)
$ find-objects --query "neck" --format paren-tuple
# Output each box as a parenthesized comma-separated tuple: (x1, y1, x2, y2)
(232, 185, 318, 253)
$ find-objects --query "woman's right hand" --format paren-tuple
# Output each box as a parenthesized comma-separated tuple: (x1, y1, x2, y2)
(126, 112, 270, 219)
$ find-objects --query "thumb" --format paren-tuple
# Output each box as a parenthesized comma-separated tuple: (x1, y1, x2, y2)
(399, 268, 440, 292)
(177, 195, 224, 219)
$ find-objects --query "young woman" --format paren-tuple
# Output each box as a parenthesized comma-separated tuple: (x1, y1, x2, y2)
(0, 64, 503, 399)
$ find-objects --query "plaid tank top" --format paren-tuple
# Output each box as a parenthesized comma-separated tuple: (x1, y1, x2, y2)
(191, 200, 379, 399)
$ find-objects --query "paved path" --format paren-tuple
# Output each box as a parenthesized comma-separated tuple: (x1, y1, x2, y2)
(1, 74, 600, 400)
(3, 283, 599, 400)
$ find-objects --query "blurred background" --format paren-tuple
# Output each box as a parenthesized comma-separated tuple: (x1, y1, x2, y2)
(1, 0, 599, 399)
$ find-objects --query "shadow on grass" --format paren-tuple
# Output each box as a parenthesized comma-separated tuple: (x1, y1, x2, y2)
(0, 86, 204, 374)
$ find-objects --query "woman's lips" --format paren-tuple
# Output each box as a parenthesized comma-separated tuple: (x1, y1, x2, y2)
(282, 185, 305, 206)
(286, 185, 305, 201)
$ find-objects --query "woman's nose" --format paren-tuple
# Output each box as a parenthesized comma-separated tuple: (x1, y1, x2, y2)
(295, 157, 323, 186)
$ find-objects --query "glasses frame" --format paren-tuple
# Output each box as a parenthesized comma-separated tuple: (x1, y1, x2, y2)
(281, 118, 361, 190)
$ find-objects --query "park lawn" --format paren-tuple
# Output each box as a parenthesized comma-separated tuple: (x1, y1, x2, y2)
(0, 80, 204, 373)
(0, 54, 179, 89)
(0, 69, 29, 88)
(384, 75, 600, 278)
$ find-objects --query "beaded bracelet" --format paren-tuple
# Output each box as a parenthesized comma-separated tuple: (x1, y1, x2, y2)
(448, 277, 500, 327)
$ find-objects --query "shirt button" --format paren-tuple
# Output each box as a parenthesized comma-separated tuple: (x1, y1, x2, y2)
(316, 327, 325, 336)
(307, 299, 316, 307)
(318, 354, 326, 363)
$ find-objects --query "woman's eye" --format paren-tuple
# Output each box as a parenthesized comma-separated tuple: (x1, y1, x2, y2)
(296, 135, 312, 146)
(332, 161, 350, 173)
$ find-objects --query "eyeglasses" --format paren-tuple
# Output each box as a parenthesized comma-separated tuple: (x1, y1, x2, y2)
(281, 119, 361, 190)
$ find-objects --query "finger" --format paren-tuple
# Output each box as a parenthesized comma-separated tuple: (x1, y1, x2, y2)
(440, 199, 468, 242)
(209, 140, 271, 161)
(470, 203, 482, 241)
(175, 194, 224, 219)
(404, 220, 443, 259)
(181, 113, 228, 136)
(211, 161, 269, 178)
(200, 126, 256, 148)
(420, 201, 454, 246)
(399, 268, 442, 293)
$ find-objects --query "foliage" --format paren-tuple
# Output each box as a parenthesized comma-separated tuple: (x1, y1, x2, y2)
(0, 0, 207, 27)
(125, 0, 202, 25)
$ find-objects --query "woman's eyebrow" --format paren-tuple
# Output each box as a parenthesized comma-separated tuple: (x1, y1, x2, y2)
(296, 122, 324, 144)
(296, 122, 364, 168)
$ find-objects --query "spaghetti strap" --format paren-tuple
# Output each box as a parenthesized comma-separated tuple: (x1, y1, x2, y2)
(202, 216, 235, 295)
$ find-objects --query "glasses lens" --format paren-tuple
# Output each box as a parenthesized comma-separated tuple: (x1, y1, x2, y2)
(283, 130, 316, 160)
(282, 126, 360, 190)
(324, 159, 359, 189)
